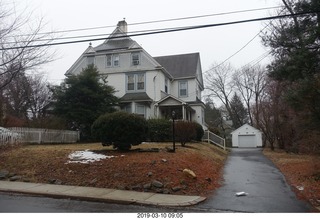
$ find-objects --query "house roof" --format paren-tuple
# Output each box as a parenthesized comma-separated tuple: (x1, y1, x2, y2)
(153, 53, 200, 79)
(120, 92, 152, 103)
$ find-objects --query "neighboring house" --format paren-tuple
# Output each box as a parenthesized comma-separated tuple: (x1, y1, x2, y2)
(231, 124, 263, 148)
(66, 20, 206, 128)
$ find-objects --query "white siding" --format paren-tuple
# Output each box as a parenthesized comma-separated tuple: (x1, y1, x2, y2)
(231, 124, 263, 148)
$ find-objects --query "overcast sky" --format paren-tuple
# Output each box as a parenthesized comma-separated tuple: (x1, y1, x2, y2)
(17, 0, 282, 84)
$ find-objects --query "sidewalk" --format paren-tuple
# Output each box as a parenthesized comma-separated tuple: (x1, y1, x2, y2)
(0, 181, 206, 207)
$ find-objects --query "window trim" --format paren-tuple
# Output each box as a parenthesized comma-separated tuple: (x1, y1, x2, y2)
(87, 56, 95, 65)
(135, 104, 146, 118)
(105, 54, 120, 68)
(131, 52, 140, 66)
(178, 81, 188, 97)
(125, 73, 145, 92)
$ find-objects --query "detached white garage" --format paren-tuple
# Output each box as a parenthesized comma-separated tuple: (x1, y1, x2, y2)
(231, 124, 262, 148)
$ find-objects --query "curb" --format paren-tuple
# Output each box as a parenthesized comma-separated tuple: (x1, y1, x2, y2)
(0, 181, 206, 207)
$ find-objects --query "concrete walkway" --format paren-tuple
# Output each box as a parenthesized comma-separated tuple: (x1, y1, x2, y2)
(197, 148, 313, 213)
(0, 181, 206, 207)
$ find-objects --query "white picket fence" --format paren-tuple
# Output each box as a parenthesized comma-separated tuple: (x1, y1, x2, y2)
(3, 127, 80, 145)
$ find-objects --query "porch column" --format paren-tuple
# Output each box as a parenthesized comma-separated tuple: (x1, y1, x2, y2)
(156, 105, 160, 118)
(182, 104, 186, 120)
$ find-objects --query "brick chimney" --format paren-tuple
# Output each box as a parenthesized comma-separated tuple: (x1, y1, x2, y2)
(117, 19, 127, 33)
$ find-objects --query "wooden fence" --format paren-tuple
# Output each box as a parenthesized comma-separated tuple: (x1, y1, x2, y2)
(3, 127, 80, 145)
(202, 130, 226, 150)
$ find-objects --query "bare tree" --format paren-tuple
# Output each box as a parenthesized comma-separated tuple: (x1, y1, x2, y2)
(233, 64, 267, 127)
(204, 62, 234, 122)
(27, 74, 53, 125)
(0, 1, 54, 90)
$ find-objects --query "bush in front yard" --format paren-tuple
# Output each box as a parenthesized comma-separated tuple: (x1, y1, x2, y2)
(174, 121, 197, 146)
(147, 119, 172, 142)
(193, 122, 204, 141)
(91, 111, 148, 150)
(174, 121, 204, 146)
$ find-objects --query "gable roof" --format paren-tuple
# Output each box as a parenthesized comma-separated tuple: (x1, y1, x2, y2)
(231, 124, 262, 135)
(153, 53, 200, 79)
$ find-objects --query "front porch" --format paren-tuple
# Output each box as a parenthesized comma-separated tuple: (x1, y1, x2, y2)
(154, 95, 195, 121)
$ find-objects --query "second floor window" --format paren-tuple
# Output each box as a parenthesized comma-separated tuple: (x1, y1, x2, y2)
(106, 54, 119, 67)
(126, 73, 145, 92)
(179, 81, 188, 97)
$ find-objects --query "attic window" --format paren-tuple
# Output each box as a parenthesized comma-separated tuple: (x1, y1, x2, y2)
(106, 54, 119, 67)
(87, 56, 94, 65)
(131, 52, 140, 66)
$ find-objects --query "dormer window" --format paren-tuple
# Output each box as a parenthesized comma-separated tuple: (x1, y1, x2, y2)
(131, 52, 140, 66)
(87, 56, 94, 65)
(106, 54, 119, 67)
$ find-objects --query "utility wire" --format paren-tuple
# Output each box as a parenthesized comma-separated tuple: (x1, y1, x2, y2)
(21, 6, 282, 37)
(1, 10, 319, 51)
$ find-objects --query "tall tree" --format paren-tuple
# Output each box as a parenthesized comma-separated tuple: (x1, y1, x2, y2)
(229, 93, 247, 129)
(262, 0, 320, 129)
(233, 65, 267, 127)
(205, 62, 234, 120)
(204, 97, 222, 131)
(52, 65, 119, 141)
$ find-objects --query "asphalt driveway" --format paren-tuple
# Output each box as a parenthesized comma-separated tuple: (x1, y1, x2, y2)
(198, 148, 312, 213)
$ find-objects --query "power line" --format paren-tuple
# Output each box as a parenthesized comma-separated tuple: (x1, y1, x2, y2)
(208, 8, 286, 72)
(1, 10, 319, 51)
(23, 6, 282, 36)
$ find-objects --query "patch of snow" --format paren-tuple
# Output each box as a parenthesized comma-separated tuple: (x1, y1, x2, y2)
(66, 149, 116, 164)
(296, 186, 304, 191)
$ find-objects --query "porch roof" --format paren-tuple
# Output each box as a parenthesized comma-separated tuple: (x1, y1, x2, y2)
(155, 95, 187, 106)
(120, 92, 153, 103)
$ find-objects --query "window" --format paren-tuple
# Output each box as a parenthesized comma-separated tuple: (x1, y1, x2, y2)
(179, 81, 188, 97)
(113, 54, 119, 66)
(106, 55, 112, 67)
(106, 54, 119, 67)
(135, 104, 146, 118)
(127, 75, 135, 91)
(131, 52, 140, 65)
(87, 56, 94, 65)
(137, 74, 144, 90)
(126, 73, 145, 92)
(123, 104, 132, 113)
(165, 78, 168, 93)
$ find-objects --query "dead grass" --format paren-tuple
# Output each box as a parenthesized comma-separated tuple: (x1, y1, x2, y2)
(263, 148, 320, 212)
(0, 142, 228, 197)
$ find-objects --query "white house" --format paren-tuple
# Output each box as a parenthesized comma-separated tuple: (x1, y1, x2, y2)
(65, 20, 206, 128)
(231, 124, 262, 148)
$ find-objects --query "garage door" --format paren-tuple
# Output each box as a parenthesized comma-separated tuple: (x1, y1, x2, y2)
(238, 135, 256, 148)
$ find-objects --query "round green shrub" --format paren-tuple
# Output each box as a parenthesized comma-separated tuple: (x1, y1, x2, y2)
(92, 111, 148, 150)
(147, 119, 172, 142)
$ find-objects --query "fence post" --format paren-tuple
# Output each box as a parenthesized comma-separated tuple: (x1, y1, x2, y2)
(207, 130, 210, 144)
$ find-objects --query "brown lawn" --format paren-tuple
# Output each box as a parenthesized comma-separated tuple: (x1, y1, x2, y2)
(0, 142, 228, 197)
(263, 149, 320, 212)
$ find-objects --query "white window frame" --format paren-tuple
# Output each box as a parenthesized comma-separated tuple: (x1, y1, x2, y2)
(135, 104, 146, 118)
(165, 78, 168, 93)
(126, 73, 145, 92)
(131, 52, 140, 66)
(106, 54, 120, 67)
(179, 81, 188, 97)
(87, 56, 95, 65)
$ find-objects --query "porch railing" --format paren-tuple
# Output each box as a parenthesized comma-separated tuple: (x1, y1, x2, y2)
(202, 130, 226, 150)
